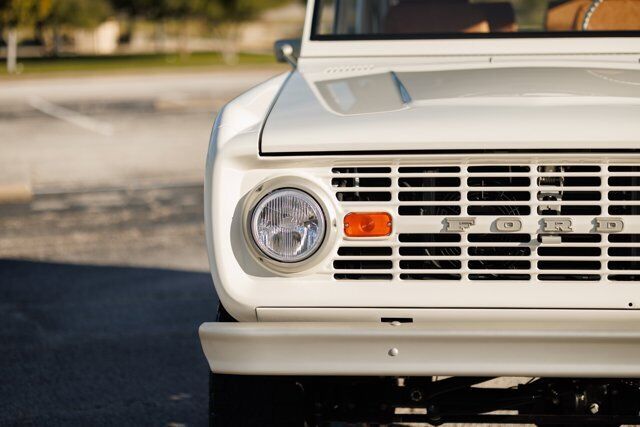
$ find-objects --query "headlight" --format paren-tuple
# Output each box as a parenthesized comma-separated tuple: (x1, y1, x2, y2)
(250, 189, 326, 263)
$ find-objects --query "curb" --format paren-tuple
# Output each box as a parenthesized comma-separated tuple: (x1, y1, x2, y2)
(0, 183, 32, 205)
(0, 164, 32, 205)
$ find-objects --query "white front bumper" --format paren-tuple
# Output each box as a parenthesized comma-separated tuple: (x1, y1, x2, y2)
(199, 316, 640, 377)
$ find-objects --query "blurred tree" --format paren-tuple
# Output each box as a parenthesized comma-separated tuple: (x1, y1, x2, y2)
(47, 0, 111, 28)
(108, 0, 154, 49)
(201, 0, 289, 63)
(216, 0, 288, 23)
(43, 0, 112, 55)
(156, 0, 204, 56)
(106, 0, 291, 59)
(110, 0, 154, 17)
(0, 0, 51, 72)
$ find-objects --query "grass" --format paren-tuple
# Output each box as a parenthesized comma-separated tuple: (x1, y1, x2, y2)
(0, 51, 283, 78)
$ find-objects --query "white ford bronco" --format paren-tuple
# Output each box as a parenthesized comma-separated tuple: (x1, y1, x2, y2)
(199, 0, 640, 425)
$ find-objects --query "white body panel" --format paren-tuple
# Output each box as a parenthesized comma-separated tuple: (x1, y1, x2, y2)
(262, 59, 640, 153)
(206, 147, 640, 323)
(200, 312, 640, 376)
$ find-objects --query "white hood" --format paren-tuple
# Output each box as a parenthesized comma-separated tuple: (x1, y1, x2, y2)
(261, 62, 640, 154)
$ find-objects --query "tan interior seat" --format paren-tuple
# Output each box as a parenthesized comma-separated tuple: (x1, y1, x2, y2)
(587, 0, 640, 30)
(480, 2, 518, 32)
(546, 0, 592, 31)
(546, 0, 640, 31)
(385, 0, 490, 34)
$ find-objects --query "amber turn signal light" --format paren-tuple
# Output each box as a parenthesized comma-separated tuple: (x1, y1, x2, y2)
(344, 212, 392, 237)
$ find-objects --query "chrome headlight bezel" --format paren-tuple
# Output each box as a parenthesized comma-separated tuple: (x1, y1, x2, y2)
(243, 177, 336, 274)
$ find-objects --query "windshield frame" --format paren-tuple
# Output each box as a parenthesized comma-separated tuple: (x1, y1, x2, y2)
(302, 0, 640, 57)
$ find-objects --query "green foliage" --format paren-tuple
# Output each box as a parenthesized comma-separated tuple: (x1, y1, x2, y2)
(153, 0, 204, 19)
(112, 0, 216, 20)
(202, 0, 290, 23)
(110, 0, 291, 24)
(110, 0, 154, 16)
(1, 0, 293, 28)
(0, 0, 46, 27)
(45, 0, 112, 28)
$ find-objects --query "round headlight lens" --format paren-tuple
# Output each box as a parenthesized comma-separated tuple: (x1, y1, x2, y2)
(251, 189, 326, 263)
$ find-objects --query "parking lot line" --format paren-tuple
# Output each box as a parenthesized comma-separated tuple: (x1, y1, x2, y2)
(28, 96, 114, 136)
(0, 163, 32, 205)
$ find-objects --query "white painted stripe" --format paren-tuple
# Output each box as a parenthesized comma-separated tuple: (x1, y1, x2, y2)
(28, 96, 114, 136)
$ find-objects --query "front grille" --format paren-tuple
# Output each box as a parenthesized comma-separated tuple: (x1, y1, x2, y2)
(331, 163, 640, 283)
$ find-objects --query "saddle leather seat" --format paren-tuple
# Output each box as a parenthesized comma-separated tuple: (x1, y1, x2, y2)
(547, 0, 640, 31)
(587, 0, 640, 30)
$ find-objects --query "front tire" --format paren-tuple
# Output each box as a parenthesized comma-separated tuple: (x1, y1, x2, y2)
(209, 372, 307, 426)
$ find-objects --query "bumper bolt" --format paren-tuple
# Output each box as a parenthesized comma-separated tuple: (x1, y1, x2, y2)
(410, 389, 423, 402)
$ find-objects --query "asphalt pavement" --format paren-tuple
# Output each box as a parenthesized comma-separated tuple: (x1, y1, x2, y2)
(0, 69, 282, 193)
(1, 260, 216, 426)
(0, 70, 241, 426)
(0, 182, 218, 426)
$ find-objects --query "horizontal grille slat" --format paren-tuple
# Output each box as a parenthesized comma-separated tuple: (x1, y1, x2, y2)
(399, 191, 461, 201)
(538, 205, 601, 215)
(399, 234, 461, 243)
(336, 192, 392, 202)
(468, 177, 530, 187)
(469, 247, 531, 256)
(399, 206, 461, 216)
(609, 275, 640, 281)
(538, 165, 601, 173)
(469, 234, 531, 243)
(609, 177, 640, 186)
(332, 167, 392, 174)
(539, 274, 601, 281)
(539, 177, 601, 187)
(538, 191, 601, 201)
(609, 248, 640, 257)
(469, 260, 531, 270)
(469, 274, 531, 281)
(332, 177, 391, 187)
(400, 260, 462, 270)
(399, 177, 461, 187)
(538, 247, 601, 257)
(469, 191, 530, 201)
(399, 247, 462, 256)
(538, 261, 601, 270)
(468, 205, 531, 215)
(334, 274, 393, 281)
(338, 247, 393, 256)
(334, 260, 392, 270)
(398, 166, 460, 173)
(469, 166, 530, 173)
(610, 206, 640, 215)
(330, 163, 640, 283)
(399, 273, 462, 280)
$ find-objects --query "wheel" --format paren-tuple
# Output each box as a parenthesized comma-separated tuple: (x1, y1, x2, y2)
(209, 372, 307, 427)
(208, 304, 308, 426)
